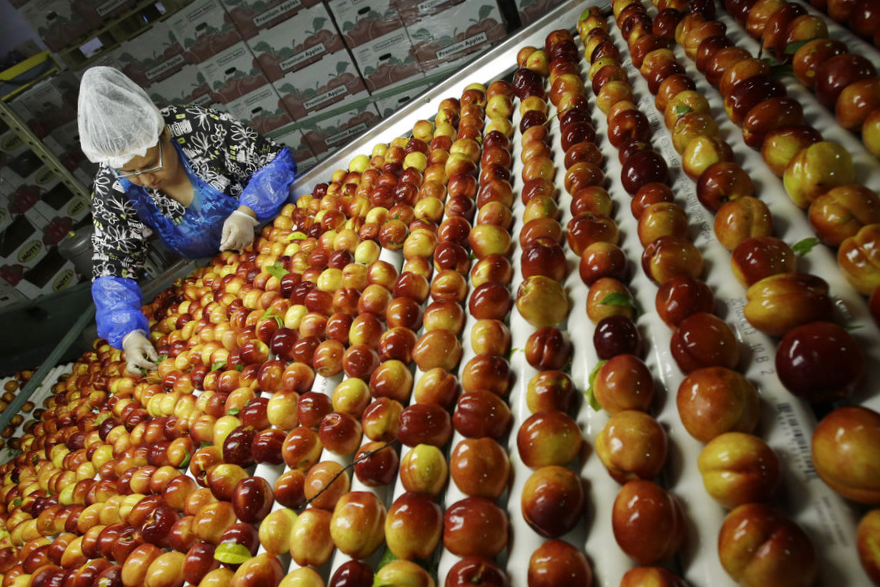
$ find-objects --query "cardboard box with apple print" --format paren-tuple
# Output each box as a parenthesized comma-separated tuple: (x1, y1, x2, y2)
(270, 127, 319, 173)
(148, 64, 219, 109)
(17, 0, 95, 52)
(326, 0, 405, 48)
(391, 0, 466, 25)
(72, 0, 138, 31)
(221, 0, 324, 39)
(350, 28, 425, 93)
(114, 22, 187, 87)
(273, 50, 368, 120)
(246, 2, 345, 82)
(224, 84, 293, 135)
(7, 72, 79, 139)
(169, 0, 242, 64)
(16, 247, 79, 300)
(1, 164, 84, 241)
(516, 0, 568, 26)
(374, 81, 432, 118)
(0, 213, 49, 272)
(198, 41, 269, 104)
(406, 0, 506, 71)
(298, 102, 380, 157)
(29, 178, 91, 240)
(45, 120, 91, 175)
(0, 275, 26, 309)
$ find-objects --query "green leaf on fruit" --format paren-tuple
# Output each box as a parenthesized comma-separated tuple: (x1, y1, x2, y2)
(11, 498, 21, 508)
(179, 449, 191, 470)
(200, 441, 213, 448)
(784, 39, 813, 55)
(156, 355, 168, 363)
(211, 361, 226, 372)
(469, 251, 476, 260)
(770, 63, 793, 78)
(94, 412, 111, 426)
(674, 105, 692, 116)
(261, 309, 284, 328)
(286, 231, 307, 241)
(584, 360, 607, 412)
(378, 548, 398, 570)
(600, 292, 638, 315)
(267, 262, 289, 280)
(844, 324, 863, 332)
(214, 542, 252, 564)
(792, 237, 820, 257)
(508, 348, 521, 359)
(228, 408, 240, 416)
(235, 364, 244, 372)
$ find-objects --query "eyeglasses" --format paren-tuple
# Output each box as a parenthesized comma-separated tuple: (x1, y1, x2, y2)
(114, 138, 164, 179)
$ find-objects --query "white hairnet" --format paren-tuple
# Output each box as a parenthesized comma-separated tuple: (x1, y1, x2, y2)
(78, 67, 165, 168)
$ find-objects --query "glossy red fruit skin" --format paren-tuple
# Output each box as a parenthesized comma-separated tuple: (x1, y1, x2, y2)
(814, 54, 878, 110)
(724, 74, 787, 125)
(655, 276, 716, 327)
(446, 556, 510, 587)
(670, 312, 740, 374)
(453, 391, 513, 440)
(850, 0, 880, 38)
(775, 321, 864, 403)
(397, 403, 452, 447)
(231, 476, 274, 524)
(594, 315, 642, 359)
(443, 497, 509, 558)
(621, 150, 670, 195)
(329, 559, 374, 587)
(612, 479, 686, 565)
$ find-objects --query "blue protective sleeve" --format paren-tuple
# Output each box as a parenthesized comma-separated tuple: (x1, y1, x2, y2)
(92, 275, 150, 350)
(238, 148, 297, 222)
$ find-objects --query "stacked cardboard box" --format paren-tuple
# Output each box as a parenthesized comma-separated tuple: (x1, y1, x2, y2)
(14, 0, 511, 184)
(517, 0, 568, 26)
(113, 22, 188, 87)
(404, 0, 507, 76)
(326, 0, 424, 94)
(220, 0, 317, 38)
(4, 71, 97, 183)
(16, 0, 96, 52)
(245, 3, 345, 82)
(167, 0, 243, 64)
(0, 126, 87, 300)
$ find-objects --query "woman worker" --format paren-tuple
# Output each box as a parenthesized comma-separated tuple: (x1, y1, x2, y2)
(78, 67, 297, 375)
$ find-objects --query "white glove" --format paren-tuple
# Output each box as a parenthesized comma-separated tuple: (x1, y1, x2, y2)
(220, 210, 259, 252)
(122, 330, 159, 376)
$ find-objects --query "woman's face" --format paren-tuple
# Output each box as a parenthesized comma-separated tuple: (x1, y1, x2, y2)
(116, 131, 179, 190)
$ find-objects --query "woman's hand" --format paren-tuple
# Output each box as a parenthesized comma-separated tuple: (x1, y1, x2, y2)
(122, 330, 159, 375)
(220, 207, 259, 251)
